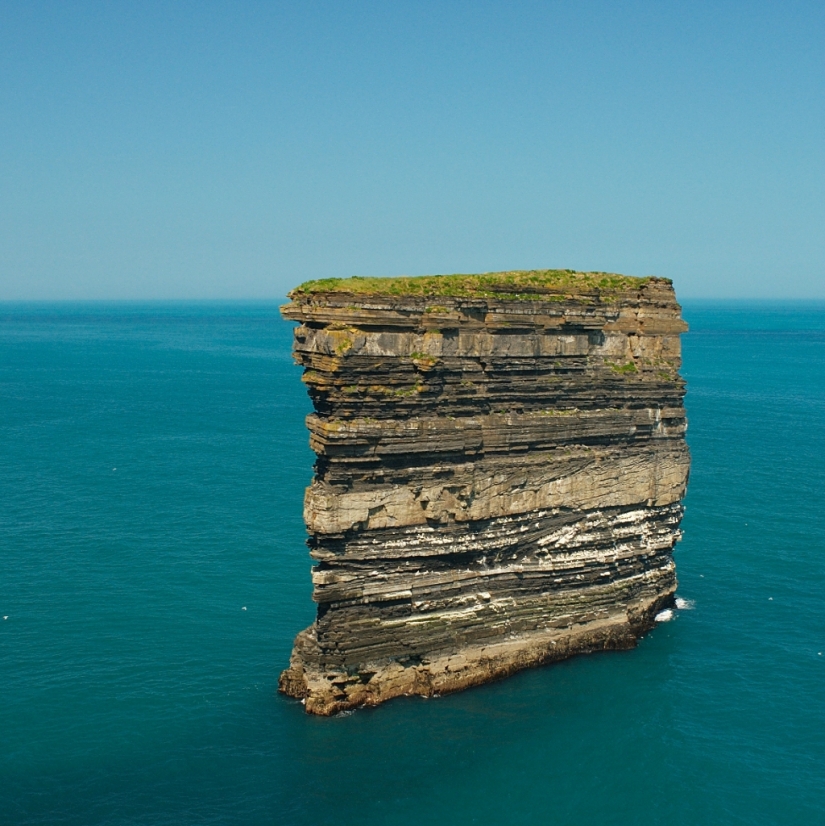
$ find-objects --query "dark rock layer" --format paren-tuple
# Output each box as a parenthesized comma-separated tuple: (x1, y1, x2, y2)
(279, 276, 690, 714)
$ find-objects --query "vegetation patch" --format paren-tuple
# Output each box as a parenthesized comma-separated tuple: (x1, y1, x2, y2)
(290, 269, 666, 300)
(390, 382, 424, 398)
(608, 361, 638, 375)
(366, 382, 425, 398)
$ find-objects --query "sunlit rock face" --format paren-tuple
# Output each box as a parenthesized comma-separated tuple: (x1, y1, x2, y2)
(279, 272, 690, 715)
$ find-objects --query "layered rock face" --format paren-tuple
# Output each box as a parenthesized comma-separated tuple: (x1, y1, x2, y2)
(279, 271, 689, 715)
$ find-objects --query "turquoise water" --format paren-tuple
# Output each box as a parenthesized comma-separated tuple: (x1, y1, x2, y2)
(1, 301, 823, 825)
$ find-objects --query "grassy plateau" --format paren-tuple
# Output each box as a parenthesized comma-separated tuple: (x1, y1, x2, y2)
(289, 269, 666, 300)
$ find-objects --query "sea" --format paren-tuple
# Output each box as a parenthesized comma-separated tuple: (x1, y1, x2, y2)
(1, 300, 823, 825)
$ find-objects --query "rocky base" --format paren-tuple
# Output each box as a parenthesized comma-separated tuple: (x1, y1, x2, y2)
(280, 590, 675, 716)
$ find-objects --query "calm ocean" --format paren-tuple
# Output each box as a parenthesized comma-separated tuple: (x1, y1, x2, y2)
(1, 301, 823, 825)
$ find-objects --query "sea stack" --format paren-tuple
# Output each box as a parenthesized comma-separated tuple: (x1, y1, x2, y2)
(279, 270, 690, 715)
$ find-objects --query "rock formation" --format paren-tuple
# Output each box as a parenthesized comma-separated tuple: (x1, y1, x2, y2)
(279, 270, 690, 715)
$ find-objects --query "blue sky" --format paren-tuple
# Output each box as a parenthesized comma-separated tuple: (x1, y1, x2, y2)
(1, 1, 822, 299)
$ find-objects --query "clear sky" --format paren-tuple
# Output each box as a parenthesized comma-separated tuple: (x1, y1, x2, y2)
(1, 1, 822, 300)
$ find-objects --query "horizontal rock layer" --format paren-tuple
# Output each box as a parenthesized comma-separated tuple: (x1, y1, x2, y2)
(279, 277, 690, 714)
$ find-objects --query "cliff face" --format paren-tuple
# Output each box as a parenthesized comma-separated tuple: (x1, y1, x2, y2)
(279, 271, 690, 715)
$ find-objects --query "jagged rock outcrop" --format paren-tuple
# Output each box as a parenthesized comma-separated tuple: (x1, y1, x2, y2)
(279, 270, 690, 715)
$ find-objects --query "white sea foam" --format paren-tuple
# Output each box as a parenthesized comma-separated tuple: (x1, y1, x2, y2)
(654, 608, 673, 622)
(675, 597, 695, 610)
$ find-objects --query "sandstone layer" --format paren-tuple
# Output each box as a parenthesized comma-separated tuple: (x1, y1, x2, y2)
(279, 270, 690, 715)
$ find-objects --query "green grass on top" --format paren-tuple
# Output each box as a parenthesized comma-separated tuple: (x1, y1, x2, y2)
(290, 269, 664, 300)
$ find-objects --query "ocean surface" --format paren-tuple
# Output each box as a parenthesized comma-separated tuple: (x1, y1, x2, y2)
(1, 300, 823, 825)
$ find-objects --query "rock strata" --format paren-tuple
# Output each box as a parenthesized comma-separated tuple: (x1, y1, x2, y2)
(279, 270, 690, 715)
